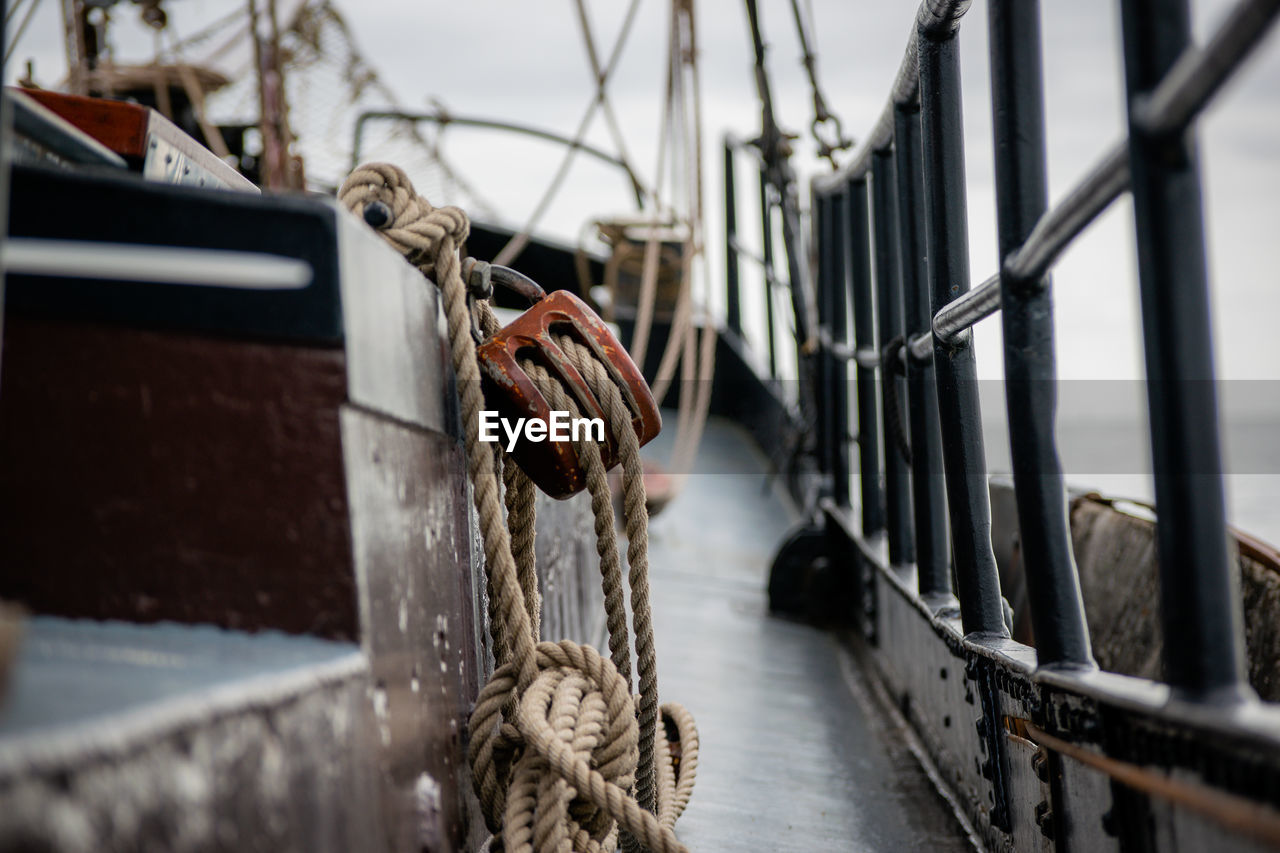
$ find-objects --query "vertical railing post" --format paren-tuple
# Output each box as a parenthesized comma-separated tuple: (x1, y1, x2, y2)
(896, 103, 957, 601)
(814, 192, 834, 486)
(779, 175, 814, 378)
(828, 189, 852, 508)
(759, 169, 778, 378)
(918, 26, 1008, 637)
(1119, 0, 1250, 699)
(893, 102, 952, 603)
(988, 0, 1094, 668)
(724, 139, 742, 337)
(871, 148, 916, 567)
(847, 179, 886, 538)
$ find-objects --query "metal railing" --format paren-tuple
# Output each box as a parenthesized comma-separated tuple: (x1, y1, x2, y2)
(351, 109, 647, 207)
(723, 135, 786, 380)
(743, 0, 1280, 689)
(747, 2, 1280, 842)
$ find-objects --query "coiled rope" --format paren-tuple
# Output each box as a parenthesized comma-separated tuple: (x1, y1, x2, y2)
(338, 163, 697, 853)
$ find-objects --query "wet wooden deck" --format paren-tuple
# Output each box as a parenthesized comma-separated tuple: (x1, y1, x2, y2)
(645, 417, 973, 851)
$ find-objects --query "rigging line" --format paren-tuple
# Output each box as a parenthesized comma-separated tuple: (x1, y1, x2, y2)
(644, 0, 715, 502)
(196, 21, 251, 67)
(741, 0, 814, 352)
(492, 0, 646, 267)
(572, 0, 649, 205)
(4, 0, 41, 66)
(304, 1, 495, 215)
(648, 4, 702, 399)
(627, 0, 679, 369)
(199, 0, 311, 70)
(168, 6, 244, 55)
(785, 0, 850, 166)
(158, 28, 233, 159)
(742, 0, 779, 157)
(5, 0, 30, 25)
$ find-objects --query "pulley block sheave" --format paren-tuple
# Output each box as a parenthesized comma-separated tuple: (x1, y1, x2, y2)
(476, 271, 661, 499)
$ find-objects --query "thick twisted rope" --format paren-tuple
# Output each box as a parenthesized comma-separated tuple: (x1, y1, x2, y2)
(523, 350, 658, 817)
(341, 162, 539, 687)
(339, 163, 695, 853)
(523, 350, 698, 841)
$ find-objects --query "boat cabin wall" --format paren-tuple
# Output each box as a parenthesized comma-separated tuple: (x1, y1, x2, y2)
(0, 165, 603, 851)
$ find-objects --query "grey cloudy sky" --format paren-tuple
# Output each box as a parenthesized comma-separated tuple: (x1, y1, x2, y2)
(330, 0, 1280, 385)
(7, 0, 1280, 384)
(7, 0, 1280, 537)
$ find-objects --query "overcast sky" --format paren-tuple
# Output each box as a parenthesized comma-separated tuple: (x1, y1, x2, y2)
(7, 0, 1280, 536)
(8, 0, 1279, 386)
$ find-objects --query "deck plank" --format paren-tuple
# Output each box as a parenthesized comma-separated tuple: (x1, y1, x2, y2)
(645, 417, 973, 851)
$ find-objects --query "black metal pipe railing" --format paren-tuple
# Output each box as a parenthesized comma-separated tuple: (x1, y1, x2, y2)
(759, 170, 779, 378)
(893, 102, 952, 602)
(918, 27, 1007, 638)
(1134, 0, 1280, 136)
(812, 2, 972, 192)
(905, 145, 1128, 362)
(724, 140, 742, 337)
(828, 192, 853, 508)
(847, 178, 886, 539)
(907, 0, 1279, 361)
(724, 137, 789, 380)
(987, 0, 1093, 668)
(870, 150, 914, 567)
(908, 144, 1126, 363)
(815, 194, 835, 486)
(762, 0, 1277, 691)
(1120, 0, 1251, 701)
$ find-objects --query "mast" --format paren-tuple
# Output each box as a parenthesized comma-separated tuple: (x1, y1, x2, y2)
(249, 0, 295, 189)
(59, 0, 91, 96)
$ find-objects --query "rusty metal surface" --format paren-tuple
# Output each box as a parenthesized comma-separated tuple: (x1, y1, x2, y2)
(0, 317, 357, 640)
(339, 406, 487, 851)
(476, 289, 660, 499)
(990, 479, 1280, 703)
(1068, 493, 1280, 703)
(825, 467, 1280, 852)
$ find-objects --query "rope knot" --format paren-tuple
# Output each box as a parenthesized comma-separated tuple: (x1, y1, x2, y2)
(470, 641, 643, 852)
(338, 161, 697, 853)
(338, 161, 469, 274)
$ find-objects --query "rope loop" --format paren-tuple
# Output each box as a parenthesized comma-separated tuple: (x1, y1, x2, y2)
(470, 641, 644, 851)
(338, 162, 469, 273)
(340, 162, 696, 853)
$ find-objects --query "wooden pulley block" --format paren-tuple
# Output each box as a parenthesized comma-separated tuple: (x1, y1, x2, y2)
(476, 268, 661, 499)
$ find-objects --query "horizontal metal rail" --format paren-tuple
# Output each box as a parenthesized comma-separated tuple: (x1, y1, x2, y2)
(901, 0, 1279, 359)
(769, 0, 1280, 840)
(351, 109, 645, 206)
(813, 0, 972, 191)
(919, 273, 997, 358)
(723, 133, 768, 163)
(907, 146, 1125, 358)
(727, 236, 785, 286)
(1136, 0, 1280, 135)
